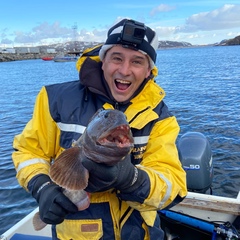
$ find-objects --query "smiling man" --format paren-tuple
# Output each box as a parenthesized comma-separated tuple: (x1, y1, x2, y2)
(101, 45, 151, 102)
(99, 19, 157, 104)
(13, 19, 187, 239)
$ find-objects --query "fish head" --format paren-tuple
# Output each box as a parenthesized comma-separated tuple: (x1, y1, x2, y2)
(82, 109, 134, 164)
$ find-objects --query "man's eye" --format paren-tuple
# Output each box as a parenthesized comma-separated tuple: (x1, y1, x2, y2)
(133, 60, 141, 64)
(112, 57, 122, 62)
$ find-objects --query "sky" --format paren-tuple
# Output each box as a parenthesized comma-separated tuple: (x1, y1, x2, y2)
(1, 0, 240, 47)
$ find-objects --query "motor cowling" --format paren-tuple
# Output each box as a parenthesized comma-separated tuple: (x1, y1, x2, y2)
(177, 132, 213, 193)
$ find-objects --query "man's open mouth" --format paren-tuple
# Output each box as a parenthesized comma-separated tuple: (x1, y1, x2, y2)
(115, 79, 131, 90)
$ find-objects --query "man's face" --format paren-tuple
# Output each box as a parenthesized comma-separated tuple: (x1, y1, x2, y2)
(102, 45, 151, 103)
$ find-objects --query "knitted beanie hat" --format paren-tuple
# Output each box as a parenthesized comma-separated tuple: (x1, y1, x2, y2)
(99, 19, 158, 69)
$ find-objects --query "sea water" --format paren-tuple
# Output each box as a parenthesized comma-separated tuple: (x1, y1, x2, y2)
(0, 45, 239, 234)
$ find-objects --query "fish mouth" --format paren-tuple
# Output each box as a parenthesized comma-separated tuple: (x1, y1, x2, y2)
(97, 124, 134, 148)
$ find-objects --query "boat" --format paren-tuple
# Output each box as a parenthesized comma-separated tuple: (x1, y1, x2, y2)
(1, 192, 239, 240)
(53, 54, 78, 62)
(41, 56, 54, 61)
(160, 192, 240, 240)
(0, 209, 51, 239)
(1, 132, 240, 239)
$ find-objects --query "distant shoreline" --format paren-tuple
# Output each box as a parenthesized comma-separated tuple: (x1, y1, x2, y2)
(0, 44, 237, 62)
(0, 46, 207, 62)
(0, 53, 56, 62)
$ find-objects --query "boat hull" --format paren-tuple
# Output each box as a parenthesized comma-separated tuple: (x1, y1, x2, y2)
(53, 56, 78, 62)
(1, 191, 239, 239)
(41, 57, 54, 61)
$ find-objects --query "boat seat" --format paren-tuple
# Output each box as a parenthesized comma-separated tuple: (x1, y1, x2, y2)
(10, 233, 51, 240)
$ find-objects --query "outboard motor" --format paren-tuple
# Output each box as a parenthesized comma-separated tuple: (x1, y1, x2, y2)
(177, 132, 213, 193)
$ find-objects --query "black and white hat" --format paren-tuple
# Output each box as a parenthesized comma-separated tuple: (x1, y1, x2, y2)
(99, 19, 158, 69)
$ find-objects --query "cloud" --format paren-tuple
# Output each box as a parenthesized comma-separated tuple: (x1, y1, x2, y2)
(155, 26, 176, 38)
(227, 31, 240, 37)
(1, 21, 108, 45)
(13, 22, 73, 44)
(150, 4, 175, 16)
(1, 38, 13, 44)
(0, 28, 13, 45)
(176, 4, 240, 33)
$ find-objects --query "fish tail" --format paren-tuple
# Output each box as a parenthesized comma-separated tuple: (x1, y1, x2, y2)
(76, 192, 91, 211)
(32, 211, 47, 231)
(64, 189, 91, 211)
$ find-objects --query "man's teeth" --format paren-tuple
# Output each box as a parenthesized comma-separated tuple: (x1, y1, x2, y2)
(116, 79, 131, 84)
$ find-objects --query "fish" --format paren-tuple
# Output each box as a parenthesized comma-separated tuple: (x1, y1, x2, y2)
(33, 108, 134, 230)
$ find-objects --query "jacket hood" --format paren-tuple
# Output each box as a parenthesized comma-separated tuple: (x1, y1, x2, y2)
(79, 57, 109, 98)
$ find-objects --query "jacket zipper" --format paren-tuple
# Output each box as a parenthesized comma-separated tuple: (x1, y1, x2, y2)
(129, 106, 151, 124)
(114, 102, 119, 109)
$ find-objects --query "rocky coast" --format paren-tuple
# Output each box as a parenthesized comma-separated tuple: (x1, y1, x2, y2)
(0, 53, 56, 62)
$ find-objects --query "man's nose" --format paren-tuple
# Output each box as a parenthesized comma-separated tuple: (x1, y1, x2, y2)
(118, 61, 131, 76)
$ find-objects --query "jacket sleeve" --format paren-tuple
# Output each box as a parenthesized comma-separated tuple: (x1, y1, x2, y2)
(119, 116, 187, 211)
(12, 87, 62, 190)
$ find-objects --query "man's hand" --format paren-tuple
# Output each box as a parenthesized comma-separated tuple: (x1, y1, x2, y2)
(82, 155, 141, 193)
(30, 174, 78, 224)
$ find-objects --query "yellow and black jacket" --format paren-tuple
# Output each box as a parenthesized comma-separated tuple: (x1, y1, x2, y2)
(12, 47, 187, 239)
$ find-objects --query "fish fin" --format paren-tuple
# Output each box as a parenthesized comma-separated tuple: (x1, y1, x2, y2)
(50, 147, 89, 190)
(32, 212, 47, 231)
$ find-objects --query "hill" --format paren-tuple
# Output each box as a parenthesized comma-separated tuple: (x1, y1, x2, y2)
(218, 35, 240, 46)
(158, 41, 192, 48)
